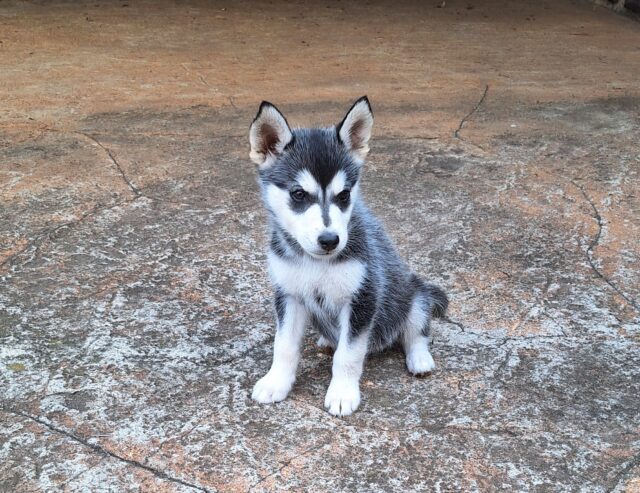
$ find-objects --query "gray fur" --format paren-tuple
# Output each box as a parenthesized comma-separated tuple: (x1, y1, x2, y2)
(256, 104, 448, 354)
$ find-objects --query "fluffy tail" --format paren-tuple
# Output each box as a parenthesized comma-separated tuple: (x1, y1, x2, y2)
(424, 283, 449, 318)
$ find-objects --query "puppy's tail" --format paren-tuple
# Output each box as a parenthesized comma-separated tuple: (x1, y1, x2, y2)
(414, 276, 448, 318)
(426, 284, 448, 318)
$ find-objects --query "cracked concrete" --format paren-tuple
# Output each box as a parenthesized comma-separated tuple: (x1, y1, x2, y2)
(5, 409, 213, 493)
(1, 0, 639, 491)
(454, 84, 490, 143)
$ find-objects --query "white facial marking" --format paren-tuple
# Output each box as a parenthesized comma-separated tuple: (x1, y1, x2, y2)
(328, 205, 347, 241)
(265, 184, 324, 255)
(321, 181, 358, 255)
(297, 170, 321, 196)
(266, 175, 359, 259)
(328, 170, 347, 197)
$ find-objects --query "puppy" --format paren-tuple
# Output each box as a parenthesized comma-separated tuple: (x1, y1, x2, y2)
(249, 97, 448, 416)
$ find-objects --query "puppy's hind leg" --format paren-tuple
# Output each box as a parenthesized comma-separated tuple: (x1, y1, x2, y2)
(403, 291, 436, 376)
(252, 292, 308, 404)
(316, 335, 335, 350)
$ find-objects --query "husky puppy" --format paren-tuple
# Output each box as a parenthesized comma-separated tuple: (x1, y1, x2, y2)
(249, 97, 448, 416)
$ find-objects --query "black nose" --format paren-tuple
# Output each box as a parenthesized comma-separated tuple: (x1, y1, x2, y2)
(318, 232, 339, 252)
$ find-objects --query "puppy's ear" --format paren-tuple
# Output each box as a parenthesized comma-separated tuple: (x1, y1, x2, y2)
(249, 102, 293, 167)
(337, 96, 374, 161)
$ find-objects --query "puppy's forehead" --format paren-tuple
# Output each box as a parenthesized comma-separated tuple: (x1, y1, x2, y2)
(296, 170, 347, 196)
(328, 171, 347, 195)
(296, 170, 321, 195)
(290, 128, 359, 187)
(259, 127, 360, 188)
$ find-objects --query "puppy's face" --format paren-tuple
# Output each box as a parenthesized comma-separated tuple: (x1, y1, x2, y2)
(249, 98, 373, 259)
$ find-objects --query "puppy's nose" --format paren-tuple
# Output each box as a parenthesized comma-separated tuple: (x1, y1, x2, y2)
(318, 232, 340, 252)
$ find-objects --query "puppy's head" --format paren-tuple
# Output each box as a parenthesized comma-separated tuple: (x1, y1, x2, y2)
(249, 97, 374, 259)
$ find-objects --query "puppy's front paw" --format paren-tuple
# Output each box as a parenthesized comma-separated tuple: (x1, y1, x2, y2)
(324, 379, 361, 417)
(406, 349, 436, 375)
(252, 371, 294, 404)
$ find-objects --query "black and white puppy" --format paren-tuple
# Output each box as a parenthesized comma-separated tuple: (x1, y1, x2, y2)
(249, 97, 448, 416)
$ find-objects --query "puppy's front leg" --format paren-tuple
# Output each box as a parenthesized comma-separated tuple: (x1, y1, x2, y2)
(252, 293, 307, 404)
(324, 304, 370, 417)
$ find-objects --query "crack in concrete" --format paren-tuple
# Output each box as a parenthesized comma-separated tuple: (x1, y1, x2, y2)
(495, 348, 513, 379)
(0, 128, 151, 272)
(0, 198, 139, 273)
(571, 180, 639, 312)
(180, 63, 211, 88)
(439, 316, 591, 357)
(606, 449, 640, 493)
(0, 191, 225, 275)
(443, 316, 466, 332)
(510, 277, 555, 335)
(3, 407, 212, 493)
(132, 339, 268, 369)
(246, 439, 332, 492)
(541, 311, 569, 337)
(454, 84, 489, 145)
(78, 131, 242, 138)
(58, 459, 104, 491)
(76, 131, 141, 197)
(372, 420, 523, 437)
(289, 395, 523, 437)
(155, 413, 215, 456)
(376, 135, 440, 142)
(30, 127, 247, 210)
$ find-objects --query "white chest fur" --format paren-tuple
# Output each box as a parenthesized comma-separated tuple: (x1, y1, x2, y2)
(267, 253, 365, 308)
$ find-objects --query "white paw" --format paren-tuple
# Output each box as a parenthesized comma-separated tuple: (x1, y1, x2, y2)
(251, 371, 294, 404)
(324, 379, 361, 417)
(316, 335, 334, 349)
(406, 349, 436, 375)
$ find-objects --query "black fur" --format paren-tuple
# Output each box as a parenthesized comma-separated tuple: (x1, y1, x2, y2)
(274, 287, 287, 325)
(349, 272, 377, 339)
(255, 99, 448, 354)
(259, 128, 360, 191)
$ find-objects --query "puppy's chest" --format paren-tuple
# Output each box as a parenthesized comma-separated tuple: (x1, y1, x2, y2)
(267, 253, 365, 309)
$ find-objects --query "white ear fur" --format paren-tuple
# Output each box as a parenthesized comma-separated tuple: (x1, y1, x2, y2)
(249, 102, 293, 167)
(338, 96, 374, 161)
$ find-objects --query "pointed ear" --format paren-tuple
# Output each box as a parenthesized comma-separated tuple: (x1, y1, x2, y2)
(337, 96, 374, 161)
(249, 101, 293, 166)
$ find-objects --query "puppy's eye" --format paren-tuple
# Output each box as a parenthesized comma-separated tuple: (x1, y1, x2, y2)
(290, 189, 307, 202)
(336, 190, 351, 204)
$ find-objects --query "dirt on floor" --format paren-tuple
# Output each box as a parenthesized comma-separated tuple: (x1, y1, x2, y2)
(1, 1, 639, 491)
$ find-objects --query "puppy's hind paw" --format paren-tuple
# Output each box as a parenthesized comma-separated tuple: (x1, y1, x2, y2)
(406, 349, 436, 376)
(251, 371, 294, 404)
(316, 335, 335, 351)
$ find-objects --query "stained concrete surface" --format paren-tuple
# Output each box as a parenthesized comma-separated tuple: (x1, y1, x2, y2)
(1, 0, 639, 491)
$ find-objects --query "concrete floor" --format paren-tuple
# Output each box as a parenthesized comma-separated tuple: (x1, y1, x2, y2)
(1, 0, 639, 491)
